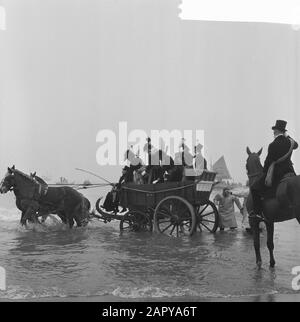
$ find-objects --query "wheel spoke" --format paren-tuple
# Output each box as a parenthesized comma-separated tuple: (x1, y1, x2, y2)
(154, 196, 196, 237)
(195, 201, 219, 233)
(201, 219, 216, 224)
(158, 219, 172, 224)
(121, 222, 132, 230)
(170, 224, 176, 236)
(180, 216, 191, 221)
(120, 211, 152, 232)
(200, 221, 213, 232)
(199, 211, 215, 218)
(198, 204, 209, 215)
(157, 211, 171, 218)
(161, 223, 173, 233)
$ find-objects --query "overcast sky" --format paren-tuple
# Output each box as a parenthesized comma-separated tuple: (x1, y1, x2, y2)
(0, 0, 299, 184)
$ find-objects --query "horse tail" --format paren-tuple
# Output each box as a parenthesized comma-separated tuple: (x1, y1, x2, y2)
(286, 176, 300, 206)
(83, 198, 98, 222)
(285, 176, 300, 223)
(84, 197, 91, 212)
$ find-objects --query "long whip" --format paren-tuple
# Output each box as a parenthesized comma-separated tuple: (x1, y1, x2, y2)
(75, 168, 115, 186)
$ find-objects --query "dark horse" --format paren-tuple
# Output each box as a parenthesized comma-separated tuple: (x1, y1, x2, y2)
(246, 148, 300, 268)
(29, 172, 92, 224)
(0, 166, 91, 228)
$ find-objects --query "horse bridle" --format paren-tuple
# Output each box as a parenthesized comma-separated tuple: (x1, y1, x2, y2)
(0, 177, 14, 192)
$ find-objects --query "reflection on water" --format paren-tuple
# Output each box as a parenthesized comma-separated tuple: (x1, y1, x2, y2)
(0, 189, 299, 301)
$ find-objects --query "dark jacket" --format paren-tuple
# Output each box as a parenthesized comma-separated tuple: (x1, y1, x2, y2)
(118, 163, 142, 186)
(263, 135, 298, 183)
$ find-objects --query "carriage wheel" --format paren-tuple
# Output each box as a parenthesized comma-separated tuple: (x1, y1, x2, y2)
(120, 211, 152, 232)
(196, 200, 219, 233)
(153, 196, 196, 237)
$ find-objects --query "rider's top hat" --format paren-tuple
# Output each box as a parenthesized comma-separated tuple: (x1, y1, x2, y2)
(272, 120, 287, 132)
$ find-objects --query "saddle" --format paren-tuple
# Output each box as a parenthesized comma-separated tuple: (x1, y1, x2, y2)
(275, 173, 295, 207)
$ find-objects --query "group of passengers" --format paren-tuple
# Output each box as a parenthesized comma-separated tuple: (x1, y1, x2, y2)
(101, 138, 208, 213)
(118, 138, 207, 187)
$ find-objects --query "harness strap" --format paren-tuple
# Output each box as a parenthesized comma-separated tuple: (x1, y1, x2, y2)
(34, 181, 48, 200)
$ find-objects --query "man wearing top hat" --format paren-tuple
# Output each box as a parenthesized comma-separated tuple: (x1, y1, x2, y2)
(250, 120, 298, 219)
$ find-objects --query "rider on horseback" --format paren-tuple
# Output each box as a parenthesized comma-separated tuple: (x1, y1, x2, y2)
(250, 120, 298, 220)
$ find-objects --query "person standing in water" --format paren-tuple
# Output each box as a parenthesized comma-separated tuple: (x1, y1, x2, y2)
(214, 188, 243, 231)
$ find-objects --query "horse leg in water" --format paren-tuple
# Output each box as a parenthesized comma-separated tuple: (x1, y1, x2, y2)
(73, 208, 84, 227)
(266, 221, 275, 268)
(36, 208, 50, 223)
(20, 206, 39, 226)
(57, 211, 67, 225)
(249, 217, 262, 268)
(72, 200, 89, 227)
(64, 213, 74, 228)
(20, 211, 26, 225)
(69, 217, 75, 228)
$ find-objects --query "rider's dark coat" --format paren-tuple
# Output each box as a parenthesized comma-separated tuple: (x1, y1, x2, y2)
(263, 135, 298, 184)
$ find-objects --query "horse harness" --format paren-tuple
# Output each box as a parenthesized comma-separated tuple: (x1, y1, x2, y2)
(33, 179, 49, 201)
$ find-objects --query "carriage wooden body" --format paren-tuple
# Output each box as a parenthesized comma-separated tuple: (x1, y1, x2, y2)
(96, 171, 219, 237)
(120, 172, 215, 210)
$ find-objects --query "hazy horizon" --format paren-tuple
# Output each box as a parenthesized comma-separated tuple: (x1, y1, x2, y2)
(1, 0, 300, 184)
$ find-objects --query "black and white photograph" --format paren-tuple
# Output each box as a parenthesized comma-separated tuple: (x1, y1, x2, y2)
(1, 0, 300, 306)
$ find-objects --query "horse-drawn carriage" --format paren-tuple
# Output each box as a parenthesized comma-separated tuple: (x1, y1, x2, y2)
(95, 171, 219, 237)
(0, 165, 219, 237)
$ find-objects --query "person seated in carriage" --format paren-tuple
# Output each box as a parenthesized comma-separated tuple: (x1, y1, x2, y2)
(159, 148, 185, 182)
(142, 138, 189, 183)
(142, 138, 164, 184)
(102, 149, 144, 212)
(159, 149, 176, 182)
(142, 137, 179, 183)
(102, 164, 131, 213)
(118, 148, 144, 186)
(102, 184, 120, 213)
(173, 139, 194, 181)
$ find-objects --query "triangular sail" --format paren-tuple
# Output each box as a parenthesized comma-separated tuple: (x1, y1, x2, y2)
(212, 156, 232, 180)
